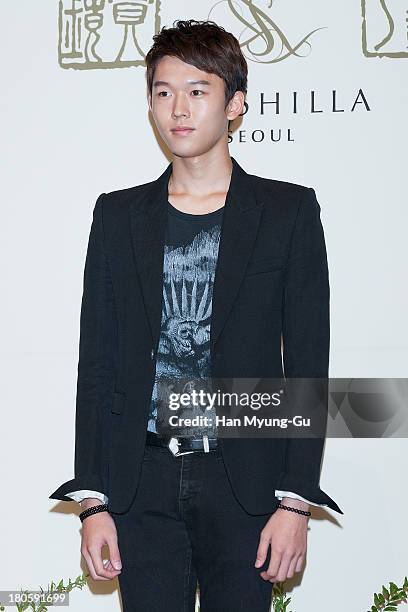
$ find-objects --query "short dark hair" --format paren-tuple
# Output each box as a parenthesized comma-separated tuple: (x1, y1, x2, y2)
(145, 19, 248, 108)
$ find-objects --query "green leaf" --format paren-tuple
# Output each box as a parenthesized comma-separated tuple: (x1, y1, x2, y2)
(382, 585, 390, 599)
(389, 582, 398, 594)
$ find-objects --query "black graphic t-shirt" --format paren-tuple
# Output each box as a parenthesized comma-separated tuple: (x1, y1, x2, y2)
(147, 200, 224, 439)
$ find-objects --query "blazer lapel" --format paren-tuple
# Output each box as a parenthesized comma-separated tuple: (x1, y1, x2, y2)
(210, 157, 264, 351)
(129, 161, 171, 352)
(129, 156, 264, 355)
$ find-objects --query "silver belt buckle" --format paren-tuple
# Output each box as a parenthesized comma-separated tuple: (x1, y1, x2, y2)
(168, 437, 195, 457)
(203, 435, 210, 452)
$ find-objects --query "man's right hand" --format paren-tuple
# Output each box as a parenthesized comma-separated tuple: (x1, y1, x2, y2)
(80, 498, 122, 581)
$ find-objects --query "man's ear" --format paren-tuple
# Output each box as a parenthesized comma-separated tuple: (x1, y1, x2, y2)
(226, 90, 245, 122)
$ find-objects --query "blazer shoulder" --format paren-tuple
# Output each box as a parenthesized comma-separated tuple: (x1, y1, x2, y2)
(96, 178, 155, 222)
(249, 173, 318, 217)
(250, 172, 313, 200)
(103, 179, 153, 205)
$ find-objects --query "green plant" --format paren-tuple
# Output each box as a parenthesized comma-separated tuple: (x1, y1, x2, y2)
(271, 582, 293, 611)
(366, 576, 408, 612)
(0, 573, 88, 612)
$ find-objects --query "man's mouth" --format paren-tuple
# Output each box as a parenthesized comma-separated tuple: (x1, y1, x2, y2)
(171, 126, 195, 135)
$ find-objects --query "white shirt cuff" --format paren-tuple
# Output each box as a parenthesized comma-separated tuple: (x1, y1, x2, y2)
(64, 490, 109, 506)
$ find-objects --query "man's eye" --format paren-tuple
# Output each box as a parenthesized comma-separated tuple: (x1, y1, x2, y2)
(191, 90, 204, 96)
(158, 91, 169, 97)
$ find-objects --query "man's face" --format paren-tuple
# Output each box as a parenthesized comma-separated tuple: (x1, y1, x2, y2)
(148, 55, 241, 158)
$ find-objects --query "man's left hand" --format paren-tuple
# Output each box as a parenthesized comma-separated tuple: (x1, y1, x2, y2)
(254, 498, 309, 582)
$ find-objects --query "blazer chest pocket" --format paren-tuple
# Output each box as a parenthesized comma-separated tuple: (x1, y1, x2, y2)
(244, 255, 284, 277)
(111, 391, 126, 415)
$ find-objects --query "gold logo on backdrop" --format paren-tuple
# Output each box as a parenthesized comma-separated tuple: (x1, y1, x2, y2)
(208, 0, 325, 64)
(58, 0, 161, 69)
(362, 0, 408, 57)
(58, 0, 408, 70)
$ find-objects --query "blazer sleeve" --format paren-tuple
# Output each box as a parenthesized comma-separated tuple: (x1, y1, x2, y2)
(49, 193, 115, 503)
(278, 187, 343, 515)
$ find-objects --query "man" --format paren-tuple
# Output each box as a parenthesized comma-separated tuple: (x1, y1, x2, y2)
(50, 19, 343, 612)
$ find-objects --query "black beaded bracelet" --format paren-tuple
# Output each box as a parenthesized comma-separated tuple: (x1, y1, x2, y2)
(79, 503, 109, 523)
(278, 503, 311, 517)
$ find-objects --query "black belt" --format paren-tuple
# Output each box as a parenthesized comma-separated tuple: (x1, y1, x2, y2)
(146, 430, 218, 455)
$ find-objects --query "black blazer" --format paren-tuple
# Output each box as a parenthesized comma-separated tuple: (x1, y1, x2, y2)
(49, 156, 343, 515)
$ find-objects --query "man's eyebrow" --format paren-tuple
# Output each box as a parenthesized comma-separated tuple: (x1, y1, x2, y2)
(152, 79, 212, 88)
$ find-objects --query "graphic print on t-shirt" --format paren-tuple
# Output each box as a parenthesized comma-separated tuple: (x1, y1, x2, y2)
(147, 208, 223, 438)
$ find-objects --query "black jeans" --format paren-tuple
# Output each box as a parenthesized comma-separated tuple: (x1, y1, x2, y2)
(111, 442, 274, 612)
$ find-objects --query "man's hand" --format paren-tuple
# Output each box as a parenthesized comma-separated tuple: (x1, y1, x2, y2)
(80, 498, 122, 581)
(254, 498, 309, 583)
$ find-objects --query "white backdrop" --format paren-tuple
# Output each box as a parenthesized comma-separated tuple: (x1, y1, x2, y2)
(1, 1, 407, 610)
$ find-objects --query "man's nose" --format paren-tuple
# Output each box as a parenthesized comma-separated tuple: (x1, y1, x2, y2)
(172, 92, 190, 118)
